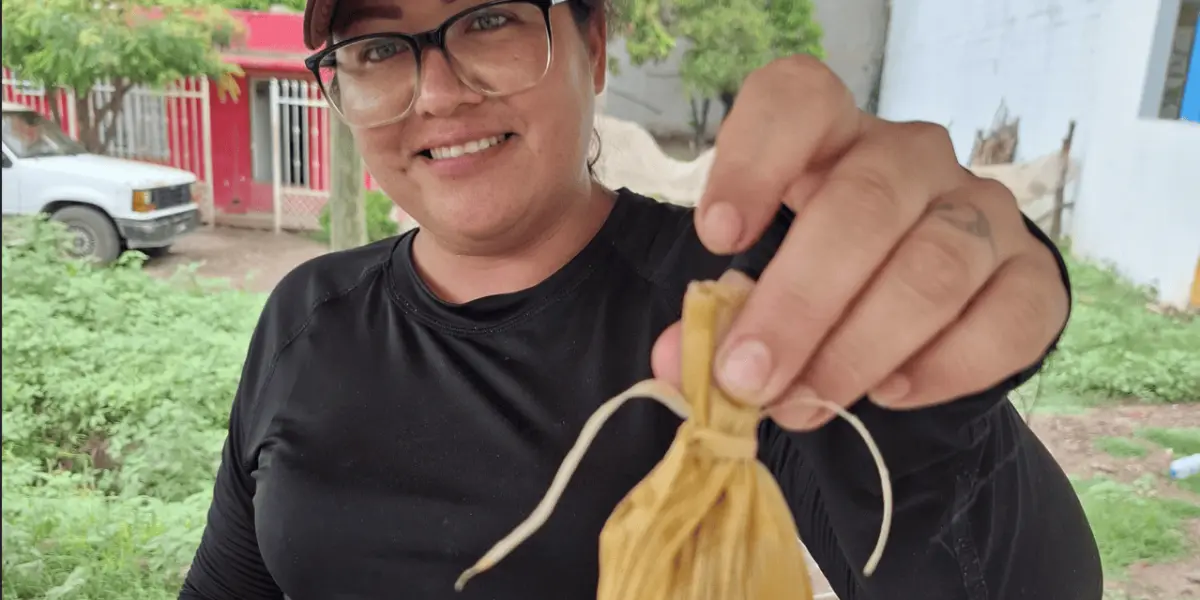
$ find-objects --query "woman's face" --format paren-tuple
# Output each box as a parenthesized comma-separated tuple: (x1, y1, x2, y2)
(331, 0, 608, 247)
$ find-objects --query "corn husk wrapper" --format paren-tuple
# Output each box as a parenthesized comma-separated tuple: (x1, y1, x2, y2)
(456, 280, 891, 599)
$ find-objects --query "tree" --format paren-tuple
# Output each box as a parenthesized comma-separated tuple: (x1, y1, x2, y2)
(212, 0, 305, 13)
(327, 116, 368, 250)
(614, 0, 824, 146)
(1, 0, 243, 154)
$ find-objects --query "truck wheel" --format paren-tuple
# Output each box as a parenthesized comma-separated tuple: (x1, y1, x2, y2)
(50, 205, 121, 264)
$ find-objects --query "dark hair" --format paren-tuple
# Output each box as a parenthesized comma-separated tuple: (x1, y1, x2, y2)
(567, 0, 609, 26)
(566, 0, 609, 179)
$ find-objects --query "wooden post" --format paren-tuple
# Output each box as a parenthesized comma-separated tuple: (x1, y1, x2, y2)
(328, 115, 367, 251)
(1050, 120, 1076, 242)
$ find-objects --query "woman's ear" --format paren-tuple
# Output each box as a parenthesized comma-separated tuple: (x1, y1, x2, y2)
(588, 11, 609, 95)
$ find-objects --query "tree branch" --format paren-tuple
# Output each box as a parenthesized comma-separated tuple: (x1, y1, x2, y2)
(46, 88, 64, 128)
(91, 78, 133, 155)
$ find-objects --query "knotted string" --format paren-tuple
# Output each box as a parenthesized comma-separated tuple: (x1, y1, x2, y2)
(684, 420, 760, 459)
(454, 378, 894, 592)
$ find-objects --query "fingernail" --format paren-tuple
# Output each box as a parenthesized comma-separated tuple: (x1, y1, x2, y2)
(719, 339, 772, 399)
(702, 202, 743, 252)
(717, 269, 754, 289)
(870, 375, 911, 406)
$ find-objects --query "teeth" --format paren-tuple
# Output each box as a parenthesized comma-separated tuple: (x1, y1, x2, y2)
(429, 135, 508, 160)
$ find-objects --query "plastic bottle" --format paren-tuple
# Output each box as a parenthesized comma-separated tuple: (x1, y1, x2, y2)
(1168, 453, 1200, 480)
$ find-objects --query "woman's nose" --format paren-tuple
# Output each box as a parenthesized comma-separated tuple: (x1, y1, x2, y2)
(412, 48, 485, 118)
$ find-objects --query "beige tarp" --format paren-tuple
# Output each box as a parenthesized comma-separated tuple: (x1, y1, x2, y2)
(590, 114, 1076, 231)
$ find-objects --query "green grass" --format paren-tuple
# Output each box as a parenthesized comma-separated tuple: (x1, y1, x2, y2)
(1035, 250, 1200, 405)
(1011, 386, 1117, 416)
(1173, 475, 1200, 496)
(1075, 476, 1200, 575)
(1088, 429, 1200, 495)
(2, 461, 209, 599)
(1136, 427, 1200, 495)
(1012, 250, 1199, 422)
(1095, 436, 1149, 459)
(1136, 428, 1200, 456)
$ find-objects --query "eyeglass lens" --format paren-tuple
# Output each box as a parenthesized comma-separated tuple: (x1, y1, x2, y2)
(317, 1, 552, 127)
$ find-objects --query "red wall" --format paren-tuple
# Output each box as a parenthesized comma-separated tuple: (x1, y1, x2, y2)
(210, 73, 253, 213)
(210, 68, 318, 215)
(207, 10, 384, 218)
(209, 76, 382, 216)
(230, 10, 309, 54)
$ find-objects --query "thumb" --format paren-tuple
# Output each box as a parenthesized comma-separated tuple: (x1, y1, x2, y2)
(650, 321, 683, 387)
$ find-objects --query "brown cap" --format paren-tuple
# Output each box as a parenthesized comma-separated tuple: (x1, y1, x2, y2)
(303, 0, 338, 50)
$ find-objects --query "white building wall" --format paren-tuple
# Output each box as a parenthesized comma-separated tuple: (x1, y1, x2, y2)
(878, 0, 1200, 307)
(877, 0, 1104, 163)
(1071, 0, 1200, 308)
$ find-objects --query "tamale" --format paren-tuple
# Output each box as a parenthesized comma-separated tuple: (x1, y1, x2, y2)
(456, 279, 892, 599)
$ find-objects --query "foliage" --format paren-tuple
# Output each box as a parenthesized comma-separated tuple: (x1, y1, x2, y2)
(1073, 476, 1200, 574)
(1036, 252, 1200, 404)
(617, 0, 824, 104)
(213, 0, 305, 12)
(1094, 436, 1149, 459)
(2, 459, 212, 599)
(314, 189, 400, 246)
(2, 216, 264, 598)
(0, 0, 243, 153)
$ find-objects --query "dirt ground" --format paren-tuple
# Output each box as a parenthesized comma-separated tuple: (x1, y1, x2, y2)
(144, 226, 327, 293)
(144, 227, 1198, 600)
(1029, 404, 1200, 600)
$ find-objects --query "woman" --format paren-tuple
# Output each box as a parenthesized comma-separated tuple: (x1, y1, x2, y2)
(180, 0, 1103, 598)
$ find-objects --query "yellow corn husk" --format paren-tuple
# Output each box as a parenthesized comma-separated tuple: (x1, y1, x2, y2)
(595, 279, 812, 599)
(456, 279, 892, 599)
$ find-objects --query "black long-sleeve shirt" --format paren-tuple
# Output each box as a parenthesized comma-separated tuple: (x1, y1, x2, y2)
(180, 189, 1102, 600)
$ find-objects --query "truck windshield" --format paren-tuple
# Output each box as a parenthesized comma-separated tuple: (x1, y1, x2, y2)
(1, 110, 86, 158)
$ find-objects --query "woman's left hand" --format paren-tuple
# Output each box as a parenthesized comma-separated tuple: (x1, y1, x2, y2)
(650, 55, 1070, 431)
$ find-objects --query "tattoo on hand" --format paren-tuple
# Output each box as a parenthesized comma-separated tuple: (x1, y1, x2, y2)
(930, 201, 991, 237)
(930, 200, 996, 253)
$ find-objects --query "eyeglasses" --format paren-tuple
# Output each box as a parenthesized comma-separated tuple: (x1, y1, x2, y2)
(305, 0, 569, 128)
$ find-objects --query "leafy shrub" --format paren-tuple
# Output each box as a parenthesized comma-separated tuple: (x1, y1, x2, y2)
(314, 189, 400, 244)
(2, 458, 212, 599)
(2, 216, 264, 598)
(1039, 252, 1200, 403)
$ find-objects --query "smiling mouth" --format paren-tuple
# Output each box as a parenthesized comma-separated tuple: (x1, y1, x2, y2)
(419, 133, 516, 160)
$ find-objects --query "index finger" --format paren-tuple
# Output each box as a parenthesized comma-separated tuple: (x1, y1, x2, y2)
(713, 122, 968, 406)
(696, 55, 864, 255)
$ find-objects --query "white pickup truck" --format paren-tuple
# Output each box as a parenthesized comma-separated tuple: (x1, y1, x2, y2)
(1, 102, 201, 263)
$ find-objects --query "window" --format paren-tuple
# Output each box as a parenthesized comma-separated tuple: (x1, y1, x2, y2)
(1, 109, 85, 159)
(250, 79, 313, 188)
(1160, 0, 1200, 120)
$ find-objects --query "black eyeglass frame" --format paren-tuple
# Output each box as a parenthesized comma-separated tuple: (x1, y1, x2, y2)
(304, 0, 569, 126)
